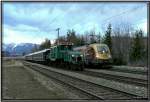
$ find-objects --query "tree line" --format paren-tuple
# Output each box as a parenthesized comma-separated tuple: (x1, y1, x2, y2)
(31, 38, 51, 52)
(103, 24, 147, 66)
(32, 23, 147, 66)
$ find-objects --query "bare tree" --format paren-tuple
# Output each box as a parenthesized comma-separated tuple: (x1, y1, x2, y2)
(111, 22, 133, 65)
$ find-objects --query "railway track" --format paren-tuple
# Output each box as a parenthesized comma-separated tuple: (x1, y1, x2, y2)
(77, 69, 147, 87)
(23, 66, 100, 99)
(23, 61, 144, 100)
(42, 63, 147, 87)
(107, 66, 147, 75)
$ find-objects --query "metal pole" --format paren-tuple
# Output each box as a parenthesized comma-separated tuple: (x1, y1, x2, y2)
(89, 34, 94, 44)
(56, 28, 60, 45)
(99, 32, 101, 43)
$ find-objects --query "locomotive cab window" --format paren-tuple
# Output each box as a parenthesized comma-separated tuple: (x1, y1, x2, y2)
(97, 45, 109, 53)
(77, 56, 82, 62)
(60, 45, 72, 50)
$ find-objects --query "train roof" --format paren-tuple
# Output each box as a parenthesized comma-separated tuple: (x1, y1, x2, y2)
(51, 42, 74, 48)
(73, 43, 108, 50)
(25, 49, 51, 57)
(90, 43, 107, 46)
(58, 42, 73, 45)
(73, 45, 88, 50)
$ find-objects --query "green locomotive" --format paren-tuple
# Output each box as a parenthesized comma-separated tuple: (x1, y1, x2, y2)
(48, 43, 84, 70)
(25, 42, 84, 71)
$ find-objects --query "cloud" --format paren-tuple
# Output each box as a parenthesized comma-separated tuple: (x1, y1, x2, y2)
(137, 21, 147, 33)
(14, 24, 39, 31)
(3, 24, 57, 44)
(3, 2, 148, 44)
(4, 4, 52, 25)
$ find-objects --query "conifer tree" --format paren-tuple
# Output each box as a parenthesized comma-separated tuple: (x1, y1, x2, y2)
(103, 24, 112, 51)
(39, 38, 51, 50)
(130, 29, 144, 61)
(32, 44, 39, 52)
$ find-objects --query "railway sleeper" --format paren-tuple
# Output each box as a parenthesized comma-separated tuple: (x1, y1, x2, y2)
(69, 64, 82, 71)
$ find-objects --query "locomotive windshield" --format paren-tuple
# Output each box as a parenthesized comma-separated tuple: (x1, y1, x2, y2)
(97, 45, 109, 53)
(60, 45, 72, 50)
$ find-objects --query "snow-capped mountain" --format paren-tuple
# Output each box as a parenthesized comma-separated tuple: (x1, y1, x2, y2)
(2, 43, 39, 56)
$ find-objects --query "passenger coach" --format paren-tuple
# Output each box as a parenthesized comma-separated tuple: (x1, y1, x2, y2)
(24, 49, 51, 64)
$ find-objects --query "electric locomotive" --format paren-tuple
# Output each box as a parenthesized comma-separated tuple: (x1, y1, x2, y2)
(73, 43, 112, 67)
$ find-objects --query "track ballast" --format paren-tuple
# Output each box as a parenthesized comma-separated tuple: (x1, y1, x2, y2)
(23, 61, 146, 100)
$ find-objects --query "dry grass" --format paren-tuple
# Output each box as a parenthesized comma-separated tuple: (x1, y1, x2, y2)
(2, 60, 67, 99)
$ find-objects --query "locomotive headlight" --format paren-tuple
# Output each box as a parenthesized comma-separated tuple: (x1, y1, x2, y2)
(102, 50, 105, 53)
(72, 55, 75, 57)
(96, 55, 99, 58)
(108, 55, 112, 58)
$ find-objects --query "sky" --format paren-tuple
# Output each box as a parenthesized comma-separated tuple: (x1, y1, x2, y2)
(3, 2, 148, 44)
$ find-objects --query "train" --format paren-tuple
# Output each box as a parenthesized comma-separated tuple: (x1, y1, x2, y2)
(73, 43, 112, 67)
(25, 43, 112, 70)
(25, 42, 84, 71)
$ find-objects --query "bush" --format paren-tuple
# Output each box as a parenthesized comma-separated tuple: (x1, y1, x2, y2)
(128, 58, 147, 67)
(113, 57, 127, 65)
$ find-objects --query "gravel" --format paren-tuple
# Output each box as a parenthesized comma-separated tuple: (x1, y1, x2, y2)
(30, 66, 133, 99)
(24, 65, 94, 99)
(112, 66, 147, 73)
(27, 62, 147, 98)
(86, 69, 147, 80)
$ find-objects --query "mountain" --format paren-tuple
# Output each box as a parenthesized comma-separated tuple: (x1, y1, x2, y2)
(2, 43, 39, 56)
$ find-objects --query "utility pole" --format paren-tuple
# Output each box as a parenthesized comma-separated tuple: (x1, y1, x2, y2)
(89, 33, 95, 44)
(98, 32, 101, 43)
(56, 28, 60, 45)
(89, 33, 101, 44)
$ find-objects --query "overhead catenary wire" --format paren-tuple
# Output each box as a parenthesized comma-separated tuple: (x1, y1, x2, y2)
(101, 5, 146, 27)
(39, 5, 146, 41)
(87, 5, 146, 41)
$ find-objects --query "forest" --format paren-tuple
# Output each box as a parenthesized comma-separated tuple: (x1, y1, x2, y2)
(32, 23, 148, 67)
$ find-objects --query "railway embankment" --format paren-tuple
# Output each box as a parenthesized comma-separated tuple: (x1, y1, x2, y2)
(24, 61, 148, 98)
(2, 59, 148, 99)
(2, 59, 96, 99)
(23, 65, 96, 99)
(111, 66, 147, 74)
(2, 59, 82, 99)
(85, 69, 147, 80)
